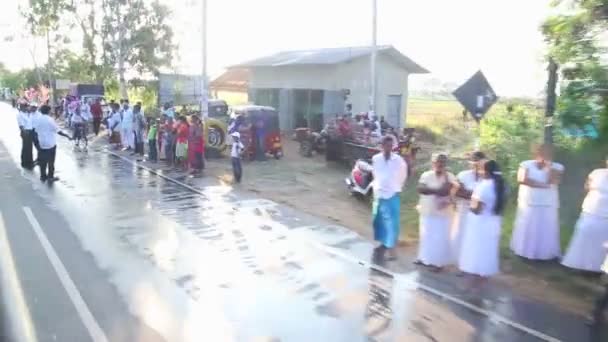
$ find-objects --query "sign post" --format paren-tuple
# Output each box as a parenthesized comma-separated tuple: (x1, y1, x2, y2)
(452, 70, 498, 150)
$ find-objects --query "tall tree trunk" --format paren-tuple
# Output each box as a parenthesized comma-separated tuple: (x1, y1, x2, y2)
(544, 58, 558, 144)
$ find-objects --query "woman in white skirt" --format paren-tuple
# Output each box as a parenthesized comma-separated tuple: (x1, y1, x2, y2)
(416, 153, 458, 271)
(452, 151, 486, 262)
(511, 144, 564, 260)
(459, 160, 506, 288)
(562, 157, 608, 272)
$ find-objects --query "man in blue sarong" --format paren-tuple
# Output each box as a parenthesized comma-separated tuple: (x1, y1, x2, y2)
(372, 135, 408, 260)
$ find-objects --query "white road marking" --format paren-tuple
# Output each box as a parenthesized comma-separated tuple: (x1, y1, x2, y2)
(108, 149, 565, 342)
(0, 211, 38, 342)
(23, 207, 109, 342)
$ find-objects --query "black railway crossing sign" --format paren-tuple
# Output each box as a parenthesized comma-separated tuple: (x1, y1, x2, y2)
(453, 70, 498, 122)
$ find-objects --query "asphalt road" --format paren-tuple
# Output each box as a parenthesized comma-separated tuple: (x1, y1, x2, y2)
(0, 102, 603, 341)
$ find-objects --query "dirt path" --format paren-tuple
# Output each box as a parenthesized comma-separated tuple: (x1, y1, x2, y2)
(203, 139, 599, 316)
(207, 140, 374, 239)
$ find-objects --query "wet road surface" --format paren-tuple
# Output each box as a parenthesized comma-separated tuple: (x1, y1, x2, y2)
(0, 103, 604, 341)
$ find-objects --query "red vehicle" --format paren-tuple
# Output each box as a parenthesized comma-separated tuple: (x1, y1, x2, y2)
(232, 105, 283, 160)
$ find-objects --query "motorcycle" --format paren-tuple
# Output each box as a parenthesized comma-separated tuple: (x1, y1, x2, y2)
(345, 159, 374, 198)
(299, 128, 329, 157)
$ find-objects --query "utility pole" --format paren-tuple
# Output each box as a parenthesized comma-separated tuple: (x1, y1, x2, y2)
(46, 28, 57, 108)
(370, 0, 377, 117)
(545, 57, 558, 145)
(200, 0, 209, 119)
(117, 1, 128, 99)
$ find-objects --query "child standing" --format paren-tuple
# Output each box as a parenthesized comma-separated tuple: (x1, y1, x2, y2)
(147, 119, 158, 162)
(175, 116, 190, 171)
(230, 132, 244, 183)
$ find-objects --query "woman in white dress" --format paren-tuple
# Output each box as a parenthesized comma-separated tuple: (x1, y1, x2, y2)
(452, 151, 486, 262)
(459, 160, 506, 288)
(562, 157, 608, 272)
(511, 144, 564, 260)
(416, 153, 459, 271)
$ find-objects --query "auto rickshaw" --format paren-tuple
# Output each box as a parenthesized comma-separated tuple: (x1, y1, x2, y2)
(208, 99, 229, 121)
(231, 105, 283, 160)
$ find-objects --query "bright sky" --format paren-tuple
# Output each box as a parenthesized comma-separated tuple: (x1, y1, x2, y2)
(1, 0, 551, 97)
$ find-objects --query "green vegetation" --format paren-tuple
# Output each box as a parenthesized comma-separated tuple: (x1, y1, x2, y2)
(14, 0, 175, 97)
(542, 0, 608, 139)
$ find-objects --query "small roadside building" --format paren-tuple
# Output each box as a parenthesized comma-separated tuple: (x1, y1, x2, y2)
(228, 45, 428, 131)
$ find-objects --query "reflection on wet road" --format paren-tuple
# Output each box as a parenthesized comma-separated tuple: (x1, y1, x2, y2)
(0, 103, 599, 341)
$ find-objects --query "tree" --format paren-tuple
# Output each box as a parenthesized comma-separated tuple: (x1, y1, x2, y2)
(101, 0, 175, 98)
(21, 0, 176, 95)
(0, 67, 45, 91)
(542, 0, 608, 138)
(52, 49, 97, 82)
(23, 0, 73, 104)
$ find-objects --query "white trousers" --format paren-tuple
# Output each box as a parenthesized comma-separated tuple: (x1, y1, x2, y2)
(121, 128, 135, 148)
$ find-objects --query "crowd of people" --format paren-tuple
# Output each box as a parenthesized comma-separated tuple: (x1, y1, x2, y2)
(19, 95, 247, 182)
(14, 96, 608, 322)
(17, 101, 72, 182)
(105, 100, 208, 174)
(371, 141, 608, 322)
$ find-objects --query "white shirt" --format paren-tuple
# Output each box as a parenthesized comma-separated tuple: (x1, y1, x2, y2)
(372, 152, 408, 199)
(82, 103, 91, 117)
(31, 111, 42, 126)
(373, 121, 382, 136)
(231, 141, 244, 158)
(32, 115, 59, 149)
(418, 170, 457, 216)
(82, 109, 92, 121)
(71, 112, 85, 124)
(121, 108, 133, 129)
(472, 178, 497, 216)
(517, 160, 553, 206)
(163, 108, 175, 119)
(17, 111, 33, 130)
(582, 169, 608, 217)
(109, 112, 122, 132)
(456, 169, 480, 206)
(549, 162, 564, 208)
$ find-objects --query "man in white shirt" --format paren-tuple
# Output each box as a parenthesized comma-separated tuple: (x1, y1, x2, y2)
(121, 99, 134, 151)
(162, 102, 175, 119)
(31, 105, 71, 182)
(71, 106, 88, 150)
(230, 132, 245, 183)
(372, 135, 408, 259)
(17, 103, 35, 168)
(108, 103, 123, 149)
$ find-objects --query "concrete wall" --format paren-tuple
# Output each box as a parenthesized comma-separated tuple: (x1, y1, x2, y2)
(248, 51, 410, 129)
(249, 65, 339, 90)
(334, 54, 409, 128)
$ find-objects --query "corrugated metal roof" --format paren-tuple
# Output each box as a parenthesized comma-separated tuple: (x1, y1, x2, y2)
(233, 45, 429, 74)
